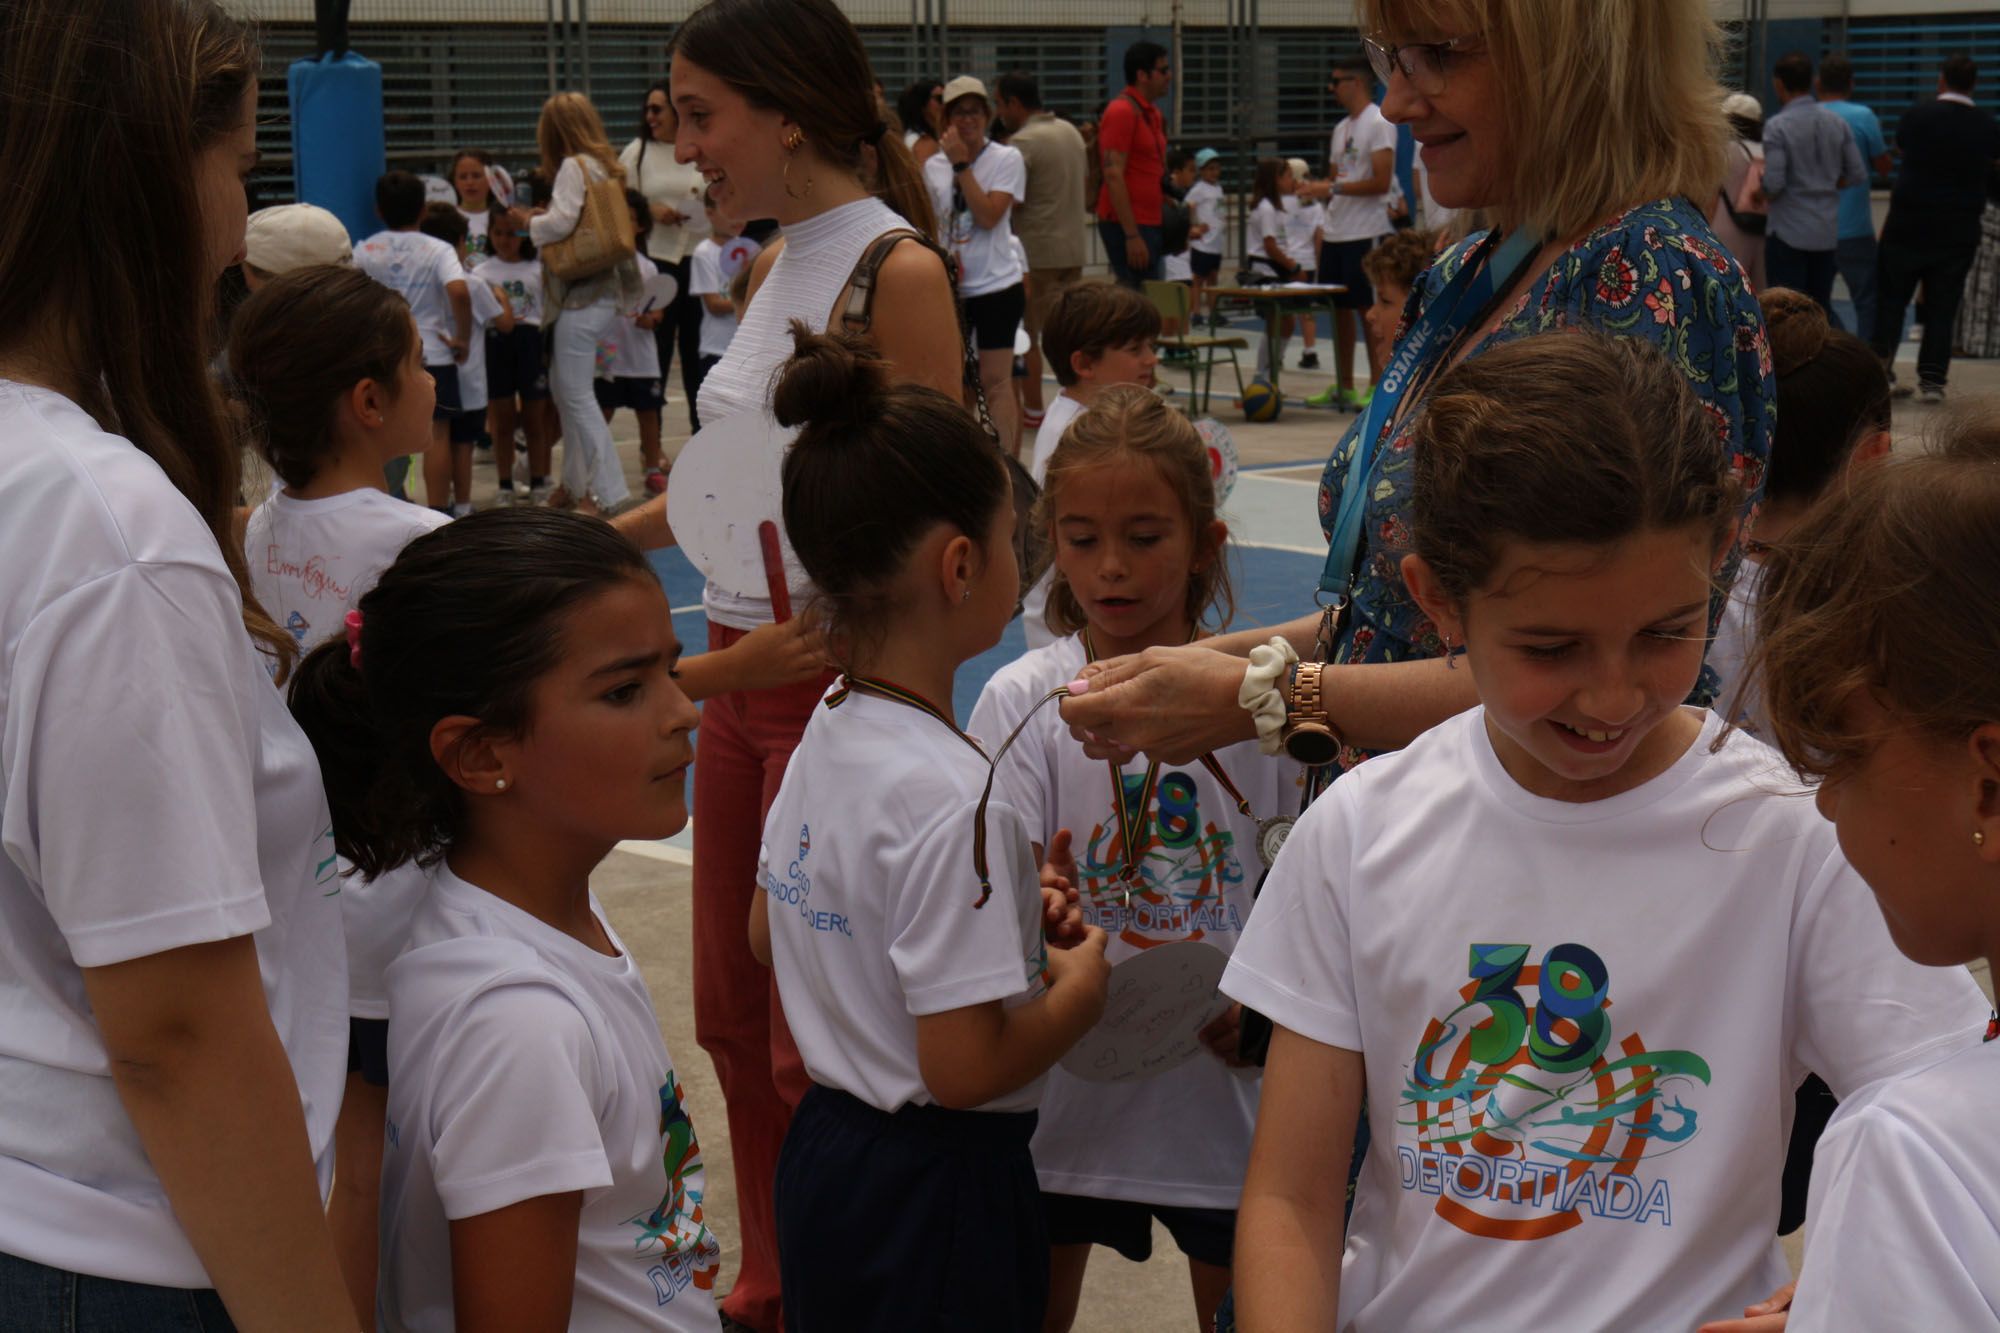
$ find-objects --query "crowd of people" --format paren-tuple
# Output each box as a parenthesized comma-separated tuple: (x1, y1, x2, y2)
(4, 0, 2000, 1331)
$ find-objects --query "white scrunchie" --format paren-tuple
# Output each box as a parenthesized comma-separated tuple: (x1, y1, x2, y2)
(1240, 637, 1300, 756)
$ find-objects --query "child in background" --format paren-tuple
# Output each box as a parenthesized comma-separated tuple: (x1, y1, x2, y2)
(1246, 158, 1305, 380)
(1022, 281, 1163, 650)
(596, 188, 669, 495)
(1186, 148, 1226, 316)
(419, 203, 512, 517)
(1726, 421, 2000, 1333)
(290, 509, 722, 1332)
(1707, 287, 1891, 734)
(1355, 228, 1435, 386)
(972, 387, 1290, 1333)
(752, 329, 1110, 1330)
(474, 206, 555, 505)
(1281, 158, 1324, 371)
(1220, 331, 1986, 1330)
(450, 148, 496, 264)
(227, 264, 452, 1323)
(685, 189, 739, 415)
(1161, 148, 1197, 289)
(354, 171, 472, 504)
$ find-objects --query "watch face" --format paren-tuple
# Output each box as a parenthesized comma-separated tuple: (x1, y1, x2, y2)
(1257, 816, 1294, 867)
(1284, 723, 1340, 767)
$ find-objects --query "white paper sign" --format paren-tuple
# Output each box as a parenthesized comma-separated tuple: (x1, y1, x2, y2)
(665, 411, 812, 606)
(1058, 939, 1231, 1084)
(639, 270, 680, 315)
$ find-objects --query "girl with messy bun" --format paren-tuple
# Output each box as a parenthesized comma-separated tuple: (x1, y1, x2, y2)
(752, 325, 1111, 1329)
(1708, 287, 1893, 730)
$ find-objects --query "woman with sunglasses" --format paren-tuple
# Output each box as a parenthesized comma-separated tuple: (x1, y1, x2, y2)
(620, 80, 712, 436)
(897, 78, 945, 166)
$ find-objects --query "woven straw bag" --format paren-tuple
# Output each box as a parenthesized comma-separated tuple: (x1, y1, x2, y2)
(541, 168, 636, 281)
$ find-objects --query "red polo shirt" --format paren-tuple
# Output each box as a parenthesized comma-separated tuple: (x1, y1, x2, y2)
(1094, 86, 1166, 226)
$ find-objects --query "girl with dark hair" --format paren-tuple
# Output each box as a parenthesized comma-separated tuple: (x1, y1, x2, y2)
(620, 80, 711, 428)
(450, 147, 497, 262)
(0, 0, 352, 1325)
(753, 327, 1108, 1329)
(614, 4, 971, 1323)
(897, 77, 945, 165)
(289, 509, 722, 1331)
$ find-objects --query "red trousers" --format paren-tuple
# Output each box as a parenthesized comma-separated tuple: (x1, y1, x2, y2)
(693, 623, 830, 1331)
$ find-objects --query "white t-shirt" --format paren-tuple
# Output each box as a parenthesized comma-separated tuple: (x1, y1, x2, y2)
(1281, 196, 1324, 269)
(457, 277, 506, 414)
(688, 238, 737, 361)
(1706, 560, 1765, 736)
(972, 637, 1291, 1207)
(1162, 248, 1193, 282)
(758, 685, 1050, 1114)
(380, 865, 722, 1332)
(245, 486, 449, 1019)
(0, 380, 347, 1286)
(1789, 1038, 2000, 1330)
(1220, 706, 1988, 1331)
(355, 228, 468, 365)
(1021, 391, 1087, 651)
(1247, 198, 1285, 270)
(925, 142, 1028, 297)
(1186, 179, 1226, 256)
(603, 253, 665, 381)
(474, 256, 545, 328)
(1324, 103, 1399, 242)
(459, 205, 492, 265)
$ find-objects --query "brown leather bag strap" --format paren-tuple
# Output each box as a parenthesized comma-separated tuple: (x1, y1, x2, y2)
(837, 228, 924, 335)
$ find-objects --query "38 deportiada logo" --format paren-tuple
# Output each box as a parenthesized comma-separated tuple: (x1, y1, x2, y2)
(1398, 942, 1712, 1240)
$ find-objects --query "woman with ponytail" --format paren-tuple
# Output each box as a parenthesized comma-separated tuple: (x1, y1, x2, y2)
(0, 1, 352, 1327)
(612, 4, 972, 1325)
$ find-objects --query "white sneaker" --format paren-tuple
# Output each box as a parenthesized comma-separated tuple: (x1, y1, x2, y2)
(529, 482, 554, 507)
(449, 502, 475, 519)
(492, 483, 516, 507)
(1920, 383, 1946, 404)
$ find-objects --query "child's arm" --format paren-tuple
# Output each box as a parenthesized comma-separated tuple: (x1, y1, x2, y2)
(671, 614, 828, 701)
(701, 292, 735, 316)
(1234, 1025, 1363, 1328)
(449, 1192, 583, 1332)
(748, 889, 772, 967)
(445, 277, 472, 363)
(914, 925, 1109, 1109)
(490, 283, 516, 334)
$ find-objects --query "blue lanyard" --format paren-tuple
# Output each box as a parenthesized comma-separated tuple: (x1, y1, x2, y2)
(1319, 228, 1542, 599)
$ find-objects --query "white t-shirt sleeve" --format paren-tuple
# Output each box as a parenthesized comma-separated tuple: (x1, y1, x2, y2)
(5, 562, 272, 967)
(989, 146, 1027, 201)
(888, 800, 1040, 1016)
(1789, 1105, 2000, 1330)
(1218, 782, 1361, 1049)
(1360, 111, 1398, 159)
(689, 244, 723, 297)
(469, 277, 502, 331)
(1785, 846, 1988, 1097)
(425, 977, 613, 1219)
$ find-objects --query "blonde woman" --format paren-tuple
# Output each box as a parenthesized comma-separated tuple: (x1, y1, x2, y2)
(529, 91, 641, 514)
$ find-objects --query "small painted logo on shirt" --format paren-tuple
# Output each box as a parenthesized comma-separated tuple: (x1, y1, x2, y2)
(627, 1068, 721, 1306)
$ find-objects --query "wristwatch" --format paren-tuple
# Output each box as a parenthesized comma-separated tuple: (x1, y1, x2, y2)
(952, 159, 972, 172)
(1280, 662, 1340, 765)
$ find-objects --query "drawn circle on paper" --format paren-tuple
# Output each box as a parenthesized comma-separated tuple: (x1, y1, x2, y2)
(1194, 417, 1240, 505)
(719, 235, 764, 280)
(1059, 940, 1231, 1084)
(664, 411, 810, 604)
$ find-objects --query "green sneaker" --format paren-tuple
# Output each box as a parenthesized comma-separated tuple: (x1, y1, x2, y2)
(1340, 385, 1375, 410)
(1304, 384, 1341, 408)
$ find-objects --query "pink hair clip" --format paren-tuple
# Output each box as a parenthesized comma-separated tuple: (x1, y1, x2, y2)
(344, 609, 364, 670)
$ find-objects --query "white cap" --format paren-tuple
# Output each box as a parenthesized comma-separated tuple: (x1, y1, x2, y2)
(1722, 91, 1764, 123)
(1286, 157, 1312, 181)
(243, 203, 353, 275)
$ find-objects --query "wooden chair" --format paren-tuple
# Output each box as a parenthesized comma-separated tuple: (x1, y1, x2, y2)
(1144, 280, 1248, 414)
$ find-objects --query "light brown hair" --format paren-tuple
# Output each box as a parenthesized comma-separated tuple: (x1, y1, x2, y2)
(1753, 416, 2000, 782)
(1042, 282, 1161, 387)
(1036, 384, 1234, 636)
(537, 91, 626, 186)
(1359, 0, 1729, 242)
(1361, 228, 1438, 295)
(0, 0, 291, 670)
(1410, 330, 1741, 603)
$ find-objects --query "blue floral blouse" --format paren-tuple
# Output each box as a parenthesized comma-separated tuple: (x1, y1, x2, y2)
(1316, 195, 1776, 770)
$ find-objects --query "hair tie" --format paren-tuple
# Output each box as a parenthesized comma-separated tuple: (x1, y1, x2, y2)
(344, 609, 364, 670)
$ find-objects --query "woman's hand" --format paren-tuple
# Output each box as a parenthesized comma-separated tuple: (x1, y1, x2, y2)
(651, 202, 685, 226)
(1058, 644, 1256, 764)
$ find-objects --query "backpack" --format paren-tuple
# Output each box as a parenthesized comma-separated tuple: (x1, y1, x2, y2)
(1718, 143, 1767, 237)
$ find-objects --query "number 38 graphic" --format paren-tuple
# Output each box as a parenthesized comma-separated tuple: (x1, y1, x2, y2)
(1462, 942, 1611, 1074)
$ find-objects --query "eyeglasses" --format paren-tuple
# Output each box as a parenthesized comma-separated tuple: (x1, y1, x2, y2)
(1362, 32, 1479, 96)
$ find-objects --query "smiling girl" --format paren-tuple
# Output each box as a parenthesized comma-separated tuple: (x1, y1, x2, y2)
(1218, 331, 1986, 1329)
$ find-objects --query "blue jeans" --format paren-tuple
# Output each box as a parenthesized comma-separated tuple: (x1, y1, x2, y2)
(1835, 233, 1878, 345)
(1098, 220, 1164, 288)
(1766, 233, 1840, 327)
(0, 1249, 236, 1331)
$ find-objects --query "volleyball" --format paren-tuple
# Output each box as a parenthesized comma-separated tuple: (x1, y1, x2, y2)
(1240, 378, 1281, 423)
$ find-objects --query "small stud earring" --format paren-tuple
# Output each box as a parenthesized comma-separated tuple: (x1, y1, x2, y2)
(1978, 829, 1988, 848)
(961, 587, 973, 603)
(495, 778, 509, 792)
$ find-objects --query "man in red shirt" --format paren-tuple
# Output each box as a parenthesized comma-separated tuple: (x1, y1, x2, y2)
(1097, 39, 1171, 287)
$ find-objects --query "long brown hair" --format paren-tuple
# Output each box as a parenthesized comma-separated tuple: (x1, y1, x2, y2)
(672, 0, 938, 240)
(537, 91, 626, 185)
(0, 0, 290, 668)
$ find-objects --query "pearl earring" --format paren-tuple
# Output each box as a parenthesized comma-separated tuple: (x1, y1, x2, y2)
(495, 778, 509, 792)
(1978, 829, 1988, 848)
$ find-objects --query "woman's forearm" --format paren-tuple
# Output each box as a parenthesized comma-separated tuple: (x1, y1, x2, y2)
(1323, 654, 1478, 753)
(84, 936, 356, 1333)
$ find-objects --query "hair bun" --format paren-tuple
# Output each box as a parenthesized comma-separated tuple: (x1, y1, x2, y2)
(1760, 287, 1830, 377)
(771, 321, 892, 440)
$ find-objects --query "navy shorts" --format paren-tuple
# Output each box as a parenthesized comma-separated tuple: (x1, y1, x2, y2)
(347, 1017, 389, 1088)
(776, 1084, 1048, 1330)
(485, 323, 549, 401)
(447, 407, 484, 446)
(427, 362, 461, 420)
(1191, 249, 1223, 277)
(1042, 1191, 1236, 1268)
(1318, 236, 1387, 309)
(965, 282, 1028, 352)
(593, 375, 664, 413)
